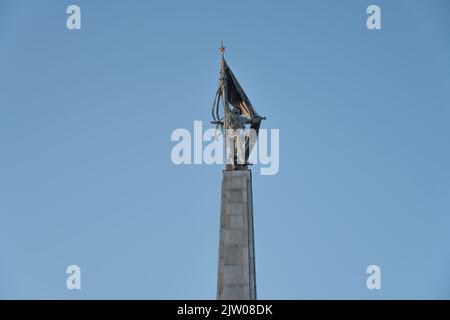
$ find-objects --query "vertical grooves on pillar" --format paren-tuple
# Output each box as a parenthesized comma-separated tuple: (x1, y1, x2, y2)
(247, 170, 257, 299)
(217, 173, 226, 300)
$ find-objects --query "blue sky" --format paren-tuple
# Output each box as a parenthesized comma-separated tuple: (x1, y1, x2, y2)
(1, 0, 449, 299)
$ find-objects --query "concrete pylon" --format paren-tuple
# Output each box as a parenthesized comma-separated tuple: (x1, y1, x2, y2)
(217, 169, 256, 300)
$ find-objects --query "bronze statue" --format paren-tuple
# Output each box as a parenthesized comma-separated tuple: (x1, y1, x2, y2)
(211, 42, 265, 170)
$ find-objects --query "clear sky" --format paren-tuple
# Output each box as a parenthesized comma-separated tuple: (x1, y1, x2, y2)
(1, 0, 449, 299)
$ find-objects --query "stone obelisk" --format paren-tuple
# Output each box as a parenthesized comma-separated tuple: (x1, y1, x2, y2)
(217, 169, 256, 300)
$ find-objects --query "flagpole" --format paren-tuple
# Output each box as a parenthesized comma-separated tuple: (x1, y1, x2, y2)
(219, 41, 230, 168)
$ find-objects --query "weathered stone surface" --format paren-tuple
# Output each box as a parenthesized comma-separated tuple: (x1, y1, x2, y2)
(217, 169, 256, 300)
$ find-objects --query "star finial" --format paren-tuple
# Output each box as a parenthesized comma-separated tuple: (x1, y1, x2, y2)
(219, 41, 226, 55)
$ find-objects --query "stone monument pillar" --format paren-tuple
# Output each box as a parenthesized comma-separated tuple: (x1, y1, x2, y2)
(217, 169, 256, 300)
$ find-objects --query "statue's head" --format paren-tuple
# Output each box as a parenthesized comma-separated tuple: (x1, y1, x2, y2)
(233, 106, 242, 115)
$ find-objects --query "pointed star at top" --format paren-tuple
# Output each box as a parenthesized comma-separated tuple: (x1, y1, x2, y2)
(219, 41, 226, 55)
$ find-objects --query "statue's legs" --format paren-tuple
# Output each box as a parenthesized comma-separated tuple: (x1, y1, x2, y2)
(226, 129, 246, 167)
(225, 131, 236, 166)
(235, 129, 245, 165)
